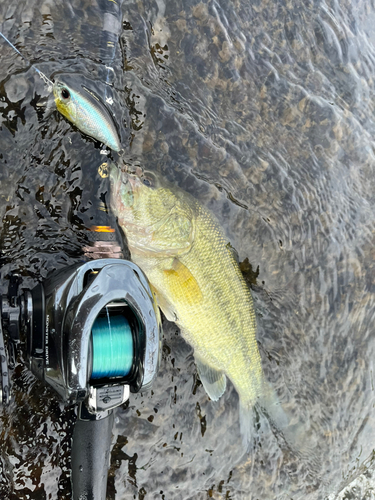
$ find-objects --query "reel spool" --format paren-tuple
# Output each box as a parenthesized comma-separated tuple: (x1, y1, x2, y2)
(91, 314, 133, 380)
(0, 258, 162, 410)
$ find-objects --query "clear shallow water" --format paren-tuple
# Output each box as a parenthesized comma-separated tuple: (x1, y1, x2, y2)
(1, 0, 375, 498)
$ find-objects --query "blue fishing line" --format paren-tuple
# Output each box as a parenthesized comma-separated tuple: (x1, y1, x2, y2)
(0, 31, 25, 59)
(0, 30, 53, 88)
(91, 315, 133, 379)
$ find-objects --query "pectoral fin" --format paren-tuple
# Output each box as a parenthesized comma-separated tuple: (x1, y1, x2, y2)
(163, 259, 203, 306)
(195, 354, 227, 401)
(149, 283, 177, 322)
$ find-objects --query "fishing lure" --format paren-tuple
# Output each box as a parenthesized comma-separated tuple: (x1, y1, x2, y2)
(53, 76, 122, 152)
(0, 31, 121, 151)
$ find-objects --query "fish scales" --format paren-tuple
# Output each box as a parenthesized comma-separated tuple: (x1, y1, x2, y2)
(148, 200, 261, 400)
(110, 167, 266, 436)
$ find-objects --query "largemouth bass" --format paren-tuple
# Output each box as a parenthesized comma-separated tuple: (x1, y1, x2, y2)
(109, 165, 275, 446)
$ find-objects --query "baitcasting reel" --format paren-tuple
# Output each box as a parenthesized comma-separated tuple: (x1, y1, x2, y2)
(0, 258, 162, 499)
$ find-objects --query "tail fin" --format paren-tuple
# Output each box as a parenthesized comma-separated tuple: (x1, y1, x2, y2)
(240, 381, 318, 466)
(239, 400, 256, 452)
(256, 383, 320, 471)
(257, 382, 290, 437)
(239, 391, 289, 453)
(238, 379, 290, 452)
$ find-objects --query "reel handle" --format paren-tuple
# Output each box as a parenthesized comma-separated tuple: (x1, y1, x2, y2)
(71, 404, 114, 500)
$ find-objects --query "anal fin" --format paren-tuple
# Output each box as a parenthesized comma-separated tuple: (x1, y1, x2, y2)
(195, 354, 227, 401)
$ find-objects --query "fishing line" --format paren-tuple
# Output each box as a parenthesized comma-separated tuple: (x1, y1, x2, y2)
(91, 314, 133, 379)
(0, 30, 53, 89)
(0, 29, 128, 95)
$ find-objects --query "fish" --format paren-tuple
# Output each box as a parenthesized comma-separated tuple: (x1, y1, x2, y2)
(53, 77, 122, 152)
(109, 165, 282, 448)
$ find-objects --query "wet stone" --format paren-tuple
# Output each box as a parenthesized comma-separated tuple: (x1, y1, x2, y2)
(4, 75, 29, 103)
(1, 0, 375, 498)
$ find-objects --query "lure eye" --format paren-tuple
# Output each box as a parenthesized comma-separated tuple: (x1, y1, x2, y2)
(61, 88, 70, 99)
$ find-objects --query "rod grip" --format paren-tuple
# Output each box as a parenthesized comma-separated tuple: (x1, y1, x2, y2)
(71, 405, 114, 500)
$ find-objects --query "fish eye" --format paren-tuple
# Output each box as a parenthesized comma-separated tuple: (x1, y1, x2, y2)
(61, 88, 70, 99)
(142, 172, 157, 188)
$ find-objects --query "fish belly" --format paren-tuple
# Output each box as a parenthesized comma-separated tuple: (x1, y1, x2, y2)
(131, 211, 264, 407)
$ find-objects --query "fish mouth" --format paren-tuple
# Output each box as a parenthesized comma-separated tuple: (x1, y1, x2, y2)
(109, 163, 143, 212)
(110, 164, 143, 191)
(109, 162, 121, 185)
(127, 175, 142, 189)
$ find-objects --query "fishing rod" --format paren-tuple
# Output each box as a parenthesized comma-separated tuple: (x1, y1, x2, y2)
(0, 203, 162, 500)
(97, 0, 124, 102)
(0, 9, 143, 497)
